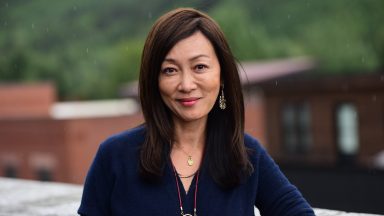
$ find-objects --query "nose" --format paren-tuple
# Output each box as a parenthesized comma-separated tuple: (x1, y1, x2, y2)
(177, 70, 197, 93)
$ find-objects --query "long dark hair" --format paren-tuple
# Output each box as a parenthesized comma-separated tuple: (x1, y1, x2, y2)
(138, 8, 253, 189)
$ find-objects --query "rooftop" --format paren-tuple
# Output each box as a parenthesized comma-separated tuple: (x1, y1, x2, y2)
(239, 57, 315, 84)
(50, 99, 139, 119)
(0, 177, 381, 216)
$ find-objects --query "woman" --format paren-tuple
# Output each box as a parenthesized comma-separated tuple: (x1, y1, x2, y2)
(78, 8, 315, 216)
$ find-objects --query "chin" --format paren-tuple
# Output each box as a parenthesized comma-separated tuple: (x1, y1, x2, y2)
(178, 113, 206, 122)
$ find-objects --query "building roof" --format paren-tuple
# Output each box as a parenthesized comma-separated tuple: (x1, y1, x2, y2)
(239, 57, 316, 85)
(50, 99, 139, 120)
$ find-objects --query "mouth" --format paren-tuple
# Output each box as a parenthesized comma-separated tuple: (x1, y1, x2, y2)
(176, 97, 201, 106)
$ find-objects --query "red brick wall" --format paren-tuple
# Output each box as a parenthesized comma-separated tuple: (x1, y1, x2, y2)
(263, 82, 384, 167)
(244, 92, 266, 146)
(0, 113, 144, 184)
(0, 83, 56, 119)
(65, 113, 144, 184)
(0, 118, 67, 181)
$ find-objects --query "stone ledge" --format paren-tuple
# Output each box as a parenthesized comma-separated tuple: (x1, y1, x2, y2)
(0, 177, 381, 216)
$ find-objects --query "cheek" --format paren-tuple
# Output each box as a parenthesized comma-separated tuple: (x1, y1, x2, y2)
(209, 73, 221, 95)
(158, 79, 176, 109)
(204, 78, 220, 102)
(158, 78, 171, 97)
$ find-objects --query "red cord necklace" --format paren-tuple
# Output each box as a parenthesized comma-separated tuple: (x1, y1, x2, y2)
(172, 165, 200, 216)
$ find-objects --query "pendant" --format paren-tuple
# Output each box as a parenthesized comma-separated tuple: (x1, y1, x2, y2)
(187, 156, 194, 166)
(182, 213, 196, 216)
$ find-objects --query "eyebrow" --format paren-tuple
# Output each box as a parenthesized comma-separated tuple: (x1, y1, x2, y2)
(163, 54, 210, 63)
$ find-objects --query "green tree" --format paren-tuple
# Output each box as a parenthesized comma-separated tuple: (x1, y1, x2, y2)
(1, 0, 383, 99)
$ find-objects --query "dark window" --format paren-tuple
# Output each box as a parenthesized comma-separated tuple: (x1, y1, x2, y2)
(36, 168, 53, 181)
(4, 165, 18, 178)
(281, 102, 312, 154)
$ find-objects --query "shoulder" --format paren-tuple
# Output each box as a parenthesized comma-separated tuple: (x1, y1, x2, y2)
(244, 133, 265, 153)
(98, 125, 146, 157)
(244, 133, 270, 166)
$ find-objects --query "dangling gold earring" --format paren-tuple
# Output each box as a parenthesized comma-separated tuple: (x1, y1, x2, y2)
(219, 85, 226, 110)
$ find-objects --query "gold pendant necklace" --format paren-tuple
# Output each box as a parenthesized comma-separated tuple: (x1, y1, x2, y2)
(187, 156, 194, 166)
(173, 143, 197, 166)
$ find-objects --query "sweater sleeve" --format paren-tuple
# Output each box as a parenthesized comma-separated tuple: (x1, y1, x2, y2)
(78, 139, 115, 216)
(255, 147, 315, 216)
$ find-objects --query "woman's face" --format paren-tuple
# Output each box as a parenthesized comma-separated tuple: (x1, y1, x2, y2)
(158, 31, 221, 123)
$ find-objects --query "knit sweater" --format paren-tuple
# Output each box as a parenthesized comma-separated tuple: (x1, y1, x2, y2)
(78, 125, 315, 216)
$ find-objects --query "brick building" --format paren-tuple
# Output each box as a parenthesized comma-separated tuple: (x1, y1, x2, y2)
(0, 83, 143, 184)
(240, 59, 384, 213)
(252, 71, 384, 168)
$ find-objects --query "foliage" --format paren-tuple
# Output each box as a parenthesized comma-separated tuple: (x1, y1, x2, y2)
(239, 0, 384, 72)
(0, 0, 383, 99)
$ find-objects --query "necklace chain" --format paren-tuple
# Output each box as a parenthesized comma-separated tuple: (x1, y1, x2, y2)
(178, 171, 197, 179)
(172, 164, 199, 216)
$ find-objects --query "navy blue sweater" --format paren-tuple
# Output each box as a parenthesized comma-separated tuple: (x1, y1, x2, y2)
(78, 126, 314, 215)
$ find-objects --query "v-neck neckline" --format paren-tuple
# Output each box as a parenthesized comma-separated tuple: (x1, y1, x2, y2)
(167, 159, 198, 196)
(177, 169, 198, 196)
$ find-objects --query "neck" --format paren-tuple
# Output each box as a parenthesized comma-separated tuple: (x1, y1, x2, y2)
(172, 117, 207, 150)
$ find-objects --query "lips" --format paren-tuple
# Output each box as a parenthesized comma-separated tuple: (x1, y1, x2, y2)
(176, 97, 200, 106)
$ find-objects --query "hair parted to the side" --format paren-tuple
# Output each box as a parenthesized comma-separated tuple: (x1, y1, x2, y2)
(138, 8, 253, 188)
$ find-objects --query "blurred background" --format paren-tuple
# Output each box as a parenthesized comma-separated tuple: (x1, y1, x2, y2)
(0, 0, 383, 214)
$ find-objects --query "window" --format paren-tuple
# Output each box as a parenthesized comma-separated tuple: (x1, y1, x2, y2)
(29, 152, 56, 181)
(281, 102, 312, 154)
(4, 165, 18, 178)
(336, 103, 359, 156)
(36, 168, 53, 181)
(0, 154, 20, 178)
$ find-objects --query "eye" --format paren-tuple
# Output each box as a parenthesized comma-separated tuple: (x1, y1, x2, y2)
(195, 64, 208, 72)
(161, 67, 176, 75)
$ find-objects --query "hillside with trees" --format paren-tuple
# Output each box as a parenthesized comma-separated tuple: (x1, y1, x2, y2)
(1, 0, 383, 100)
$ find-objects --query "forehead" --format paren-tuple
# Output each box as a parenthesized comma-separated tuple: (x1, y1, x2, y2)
(164, 31, 216, 60)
